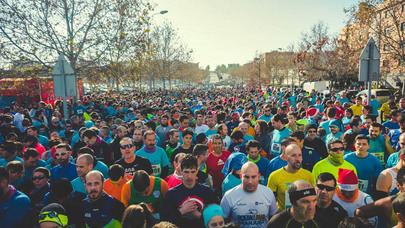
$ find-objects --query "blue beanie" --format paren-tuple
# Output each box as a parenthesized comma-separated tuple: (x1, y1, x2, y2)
(203, 204, 224, 227)
(222, 152, 248, 176)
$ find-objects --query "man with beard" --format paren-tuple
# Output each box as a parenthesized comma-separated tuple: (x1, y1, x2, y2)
(195, 113, 209, 135)
(367, 123, 394, 166)
(156, 114, 173, 144)
(50, 144, 78, 181)
(267, 144, 314, 211)
(0, 166, 31, 228)
(114, 137, 152, 176)
(314, 172, 347, 227)
(221, 162, 277, 228)
(83, 171, 125, 228)
(344, 135, 382, 195)
(205, 114, 218, 138)
(136, 130, 170, 178)
(267, 180, 318, 228)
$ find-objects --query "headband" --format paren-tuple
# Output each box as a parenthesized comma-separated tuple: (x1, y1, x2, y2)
(289, 188, 316, 205)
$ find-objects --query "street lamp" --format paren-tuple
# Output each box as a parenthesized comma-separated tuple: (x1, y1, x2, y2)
(148, 10, 168, 91)
(254, 57, 262, 89)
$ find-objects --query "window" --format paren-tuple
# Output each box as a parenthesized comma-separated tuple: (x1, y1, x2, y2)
(376, 91, 391, 96)
(383, 60, 389, 67)
(384, 44, 390, 51)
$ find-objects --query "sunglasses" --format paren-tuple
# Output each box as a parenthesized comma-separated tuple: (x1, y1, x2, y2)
(329, 147, 344, 152)
(55, 152, 67, 157)
(39, 211, 67, 227)
(120, 144, 133, 149)
(307, 130, 317, 133)
(33, 175, 46, 181)
(316, 184, 335, 191)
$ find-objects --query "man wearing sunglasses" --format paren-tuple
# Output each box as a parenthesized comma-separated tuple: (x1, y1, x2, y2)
(50, 144, 78, 181)
(312, 139, 357, 184)
(114, 137, 152, 176)
(314, 172, 348, 228)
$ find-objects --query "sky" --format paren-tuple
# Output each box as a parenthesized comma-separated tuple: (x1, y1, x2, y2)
(153, 0, 355, 69)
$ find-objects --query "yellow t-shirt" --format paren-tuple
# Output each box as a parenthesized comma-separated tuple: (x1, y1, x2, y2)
(350, 104, 363, 116)
(312, 158, 357, 184)
(267, 168, 314, 211)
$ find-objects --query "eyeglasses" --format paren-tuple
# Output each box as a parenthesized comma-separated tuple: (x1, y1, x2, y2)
(120, 144, 133, 149)
(307, 130, 317, 133)
(316, 184, 335, 191)
(329, 147, 344, 152)
(55, 152, 68, 157)
(33, 175, 46, 181)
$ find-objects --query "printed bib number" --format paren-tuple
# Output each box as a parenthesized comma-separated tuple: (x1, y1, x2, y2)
(152, 164, 161, 176)
(371, 152, 384, 165)
(272, 143, 281, 154)
(358, 179, 368, 192)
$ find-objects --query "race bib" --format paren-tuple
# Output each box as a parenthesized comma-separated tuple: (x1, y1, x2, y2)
(358, 179, 369, 192)
(77, 109, 83, 114)
(272, 143, 281, 154)
(371, 152, 385, 165)
(152, 164, 161, 176)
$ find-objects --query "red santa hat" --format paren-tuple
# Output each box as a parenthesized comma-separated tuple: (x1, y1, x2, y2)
(337, 168, 358, 191)
(306, 107, 318, 119)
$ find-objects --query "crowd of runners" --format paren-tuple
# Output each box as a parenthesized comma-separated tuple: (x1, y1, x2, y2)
(1, 87, 405, 228)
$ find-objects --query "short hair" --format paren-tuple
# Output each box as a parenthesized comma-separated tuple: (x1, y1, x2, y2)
(290, 131, 305, 141)
(182, 129, 194, 138)
(305, 124, 317, 133)
(24, 135, 38, 144)
(316, 172, 337, 187)
(370, 122, 383, 131)
(152, 221, 178, 228)
(349, 117, 361, 128)
(24, 148, 40, 160)
(245, 140, 261, 151)
(327, 139, 343, 150)
(132, 170, 150, 193)
(82, 129, 98, 139)
(168, 129, 179, 137)
(84, 170, 104, 183)
(108, 164, 125, 181)
(6, 161, 24, 173)
(355, 134, 369, 144)
(363, 105, 372, 113)
(179, 115, 189, 123)
(143, 130, 155, 140)
(174, 153, 186, 163)
(122, 203, 154, 228)
(33, 167, 51, 179)
(181, 154, 198, 170)
(393, 192, 405, 217)
(78, 147, 95, 156)
(281, 137, 297, 147)
(120, 137, 133, 144)
(193, 144, 208, 157)
(55, 143, 72, 151)
(392, 109, 401, 117)
(50, 178, 73, 199)
(230, 130, 244, 140)
(217, 124, 227, 134)
(0, 166, 9, 182)
(77, 154, 94, 166)
(272, 113, 284, 122)
(364, 115, 376, 122)
(1, 141, 16, 155)
(326, 107, 337, 118)
(211, 134, 223, 143)
(145, 121, 156, 131)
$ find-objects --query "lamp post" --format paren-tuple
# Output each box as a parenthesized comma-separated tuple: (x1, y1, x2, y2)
(148, 10, 168, 91)
(254, 57, 262, 89)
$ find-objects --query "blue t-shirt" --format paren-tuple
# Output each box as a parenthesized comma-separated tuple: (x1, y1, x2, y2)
(71, 177, 87, 194)
(222, 173, 241, 195)
(243, 134, 255, 144)
(73, 105, 86, 115)
(344, 152, 382, 194)
(370, 100, 381, 116)
(314, 104, 324, 113)
(258, 114, 272, 123)
(383, 120, 400, 130)
(267, 156, 287, 178)
(50, 162, 78, 181)
(0, 188, 31, 228)
(205, 128, 217, 138)
(94, 161, 109, 178)
(325, 132, 343, 146)
(270, 127, 291, 158)
(388, 129, 402, 151)
(387, 152, 399, 168)
(338, 97, 350, 105)
(249, 155, 270, 185)
(368, 134, 389, 166)
(135, 146, 170, 177)
(38, 135, 49, 148)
